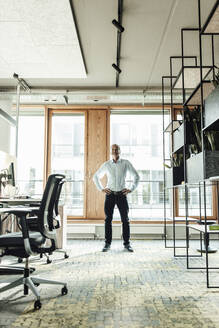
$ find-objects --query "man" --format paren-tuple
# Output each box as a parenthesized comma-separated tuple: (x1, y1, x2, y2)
(93, 144, 139, 252)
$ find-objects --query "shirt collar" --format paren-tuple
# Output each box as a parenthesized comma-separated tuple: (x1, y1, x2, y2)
(112, 158, 121, 163)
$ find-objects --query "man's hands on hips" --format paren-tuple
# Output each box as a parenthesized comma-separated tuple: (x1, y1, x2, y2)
(102, 188, 112, 194)
(102, 188, 131, 195)
(122, 188, 131, 195)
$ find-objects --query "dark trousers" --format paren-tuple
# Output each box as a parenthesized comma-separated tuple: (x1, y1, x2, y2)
(104, 192, 130, 245)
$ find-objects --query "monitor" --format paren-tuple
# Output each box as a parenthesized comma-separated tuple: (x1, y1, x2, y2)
(7, 162, 15, 187)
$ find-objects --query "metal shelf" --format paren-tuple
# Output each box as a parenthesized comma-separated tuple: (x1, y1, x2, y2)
(187, 224, 219, 234)
(202, 118, 219, 131)
(201, 0, 219, 35)
(166, 217, 197, 222)
(184, 80, 215, 106)
(164, 120, 182, 133)
(173, 66, 212, 89)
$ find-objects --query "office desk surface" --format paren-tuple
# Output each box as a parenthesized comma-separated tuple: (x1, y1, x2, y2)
(0, 198, 41, 206)
(0, 207, 39, 214)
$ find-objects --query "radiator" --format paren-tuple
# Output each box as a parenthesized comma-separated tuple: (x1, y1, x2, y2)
(68, 225, 96, 234)
(67, 224, 96, 239)
(130, 225, 164, 234)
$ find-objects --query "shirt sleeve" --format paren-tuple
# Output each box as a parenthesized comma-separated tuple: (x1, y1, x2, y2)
(127, 160, 140, 192)
(93, 162, 106, 191)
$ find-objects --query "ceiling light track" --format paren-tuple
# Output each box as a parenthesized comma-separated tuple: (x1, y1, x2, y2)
(112, 0, 124, 88)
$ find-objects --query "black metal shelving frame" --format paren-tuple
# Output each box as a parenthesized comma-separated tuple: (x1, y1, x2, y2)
(163, 0, 219, 287)
(163, 54, 204, 257)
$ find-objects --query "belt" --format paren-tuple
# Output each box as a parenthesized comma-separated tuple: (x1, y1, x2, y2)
(111, 191, 123, 195)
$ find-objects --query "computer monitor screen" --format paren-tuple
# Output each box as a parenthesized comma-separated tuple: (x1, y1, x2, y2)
(8, 162, 15, 186)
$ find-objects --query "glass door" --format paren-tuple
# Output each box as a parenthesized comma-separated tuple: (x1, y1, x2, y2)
(49, 111, 85, 217)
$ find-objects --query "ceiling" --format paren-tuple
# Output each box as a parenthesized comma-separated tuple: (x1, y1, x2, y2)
(0, 0, 218, 104)
(0, 0, 86, 79)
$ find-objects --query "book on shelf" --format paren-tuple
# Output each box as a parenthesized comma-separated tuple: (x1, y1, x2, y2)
(209, 224, 219, 231)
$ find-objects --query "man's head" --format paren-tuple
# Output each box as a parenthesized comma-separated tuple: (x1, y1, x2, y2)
(111, 144, 121, 161)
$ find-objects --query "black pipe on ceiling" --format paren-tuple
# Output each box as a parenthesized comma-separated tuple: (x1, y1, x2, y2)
(112, 0, 124, 88)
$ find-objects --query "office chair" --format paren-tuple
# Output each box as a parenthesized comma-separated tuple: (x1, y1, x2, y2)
(0, 174, 68, 310)
(26, 178, 69, 264)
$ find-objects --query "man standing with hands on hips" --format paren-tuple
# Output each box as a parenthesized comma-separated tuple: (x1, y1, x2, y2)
(93, 144, 139, 252)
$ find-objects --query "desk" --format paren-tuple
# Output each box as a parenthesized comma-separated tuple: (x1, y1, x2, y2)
(0, 198, 41, 206)
(0, 201, 67, 274)
(0, 199, 41, 275)
(0, 198, 41, 234)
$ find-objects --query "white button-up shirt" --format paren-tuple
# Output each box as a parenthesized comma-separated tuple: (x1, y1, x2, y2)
(93, 158, 140, 192)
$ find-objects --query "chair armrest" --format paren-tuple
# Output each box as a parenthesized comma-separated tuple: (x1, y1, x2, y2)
(3, 208, 35, 215)
(28, 207, 40, 216)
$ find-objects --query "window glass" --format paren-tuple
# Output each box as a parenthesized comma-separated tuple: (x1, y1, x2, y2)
(110, 110, 170, 221)
(51, 113, 85, 216)
(16, 109, 44, 198)
(178, 185, 212, 217)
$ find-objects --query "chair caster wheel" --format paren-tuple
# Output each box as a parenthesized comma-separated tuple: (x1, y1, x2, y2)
(18, 258, 23, 263)
(34, 300, 41, 310)
(61, 286, 68, 295)
(34, 283, 40, 287)
(64, 254, 69, 259)
(47, 259, 52, 264)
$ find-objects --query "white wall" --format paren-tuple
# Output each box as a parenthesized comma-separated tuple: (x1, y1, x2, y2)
(0, 98, 13, 154)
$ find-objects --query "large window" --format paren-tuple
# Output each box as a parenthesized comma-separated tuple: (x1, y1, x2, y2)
(50, 113, 85, 216)
(16, 108, 45, 198)
(178, 185, 212, 217)
(110, 110, 170, 221)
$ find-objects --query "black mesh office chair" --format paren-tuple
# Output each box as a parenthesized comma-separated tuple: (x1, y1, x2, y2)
(25, 176, 69, 264)
(0, 174, 68, 310)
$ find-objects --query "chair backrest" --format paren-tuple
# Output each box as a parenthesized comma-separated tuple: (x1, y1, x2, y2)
(54, 178, 64, 217)
(38, 174, 65, 240)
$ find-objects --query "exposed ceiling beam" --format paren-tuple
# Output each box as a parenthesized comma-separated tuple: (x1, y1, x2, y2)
(69, 0, 87, 74)
(0, 86, 181, 95)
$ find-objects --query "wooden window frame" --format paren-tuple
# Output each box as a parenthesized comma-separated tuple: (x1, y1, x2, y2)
(43, 104, 218, 223)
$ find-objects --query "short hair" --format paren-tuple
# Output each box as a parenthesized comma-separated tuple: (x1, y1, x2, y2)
(111, 144, 120, 150)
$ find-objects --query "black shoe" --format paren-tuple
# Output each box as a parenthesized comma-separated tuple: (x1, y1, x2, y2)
(102, 243, 111, 252)
(124, 244, 134, 252)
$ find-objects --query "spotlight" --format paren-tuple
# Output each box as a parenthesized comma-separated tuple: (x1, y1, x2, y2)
(112, 63, 121, 74)
(112, 19, 124, 32)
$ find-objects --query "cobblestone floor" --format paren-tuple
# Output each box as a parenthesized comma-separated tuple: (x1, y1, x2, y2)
(1, 240, 219, 327)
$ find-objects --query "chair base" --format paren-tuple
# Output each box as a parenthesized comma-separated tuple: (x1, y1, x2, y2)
(0, 272, 67, 310)
(41, 249, 69, 264)
(55, 249, 69, 259)
(0, 265, 35, 275)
